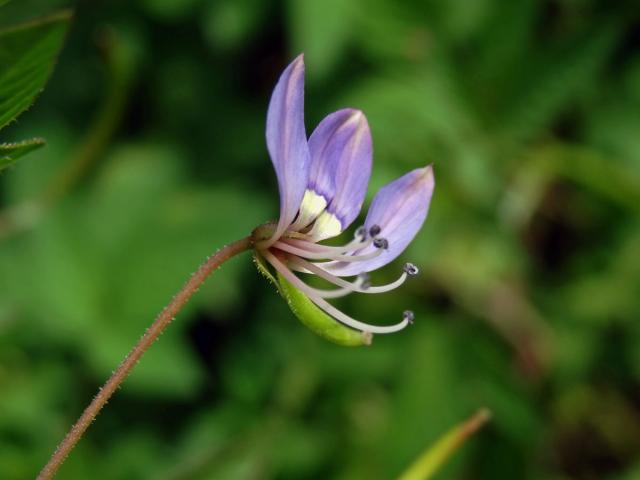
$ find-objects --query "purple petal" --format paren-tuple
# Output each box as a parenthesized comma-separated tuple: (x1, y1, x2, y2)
(305, 109, 372, 240)
(324, 165, 435, 276)
(265, 54, 310, 243)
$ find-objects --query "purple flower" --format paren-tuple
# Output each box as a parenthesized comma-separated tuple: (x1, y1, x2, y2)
(254, 54, 435, 336)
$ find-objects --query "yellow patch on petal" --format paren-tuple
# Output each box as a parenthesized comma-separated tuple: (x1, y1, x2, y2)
(308, 210, 342, 240)
(291, 189, 327, 230)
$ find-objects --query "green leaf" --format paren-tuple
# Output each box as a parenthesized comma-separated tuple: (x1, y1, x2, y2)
(0, 137, 44, 171)
(274, 270, 372, 347)
(0, 10, 72, 130)
(397, 409, 491, 480)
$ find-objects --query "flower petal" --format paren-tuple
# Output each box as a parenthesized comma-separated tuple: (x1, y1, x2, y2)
(324, 165, 435, 276)
(303, 109, 372, 240)
(265, 54, 310, 245)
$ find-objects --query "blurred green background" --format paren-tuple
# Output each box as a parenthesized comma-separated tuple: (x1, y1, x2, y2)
(2, 0, 640, 478)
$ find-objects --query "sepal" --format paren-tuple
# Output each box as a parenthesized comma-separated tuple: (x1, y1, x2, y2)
(253, 252, 370, 346)
(276, 271, 372, 347)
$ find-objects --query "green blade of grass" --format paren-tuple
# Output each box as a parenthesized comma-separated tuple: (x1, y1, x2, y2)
(397, 408, 492, 480)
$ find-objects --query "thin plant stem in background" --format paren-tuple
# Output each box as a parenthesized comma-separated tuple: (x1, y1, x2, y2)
(0, 27, 134, 240)
(37, 236, 253, 480)
(41, 27, 135, 206)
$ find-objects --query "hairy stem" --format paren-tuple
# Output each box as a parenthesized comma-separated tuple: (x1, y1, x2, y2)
(37, 236, 253, 480)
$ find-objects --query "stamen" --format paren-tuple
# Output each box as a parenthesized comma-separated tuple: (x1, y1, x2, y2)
(263, 251, 410, 334)
(273, 240, 383, 262)
(369, 224, 381, 238)
(282, 234, 374, 256)
(310, 287, 352, 299)
(403, 263, 419, 276)
(403, 310, 415, 324)
(300, 271, 368, 299)
(290, 256, 411, 294)
(355, 226, 368, 241)
(358, 273, 371, 290)
(310, 294, 411, 334)
(373, 237, 389, 249)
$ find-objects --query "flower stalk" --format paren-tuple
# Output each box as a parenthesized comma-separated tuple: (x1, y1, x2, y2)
(37, 236, 252, 480)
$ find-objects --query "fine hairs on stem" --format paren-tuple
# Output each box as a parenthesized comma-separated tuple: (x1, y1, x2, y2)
(37, 236, 252, 480)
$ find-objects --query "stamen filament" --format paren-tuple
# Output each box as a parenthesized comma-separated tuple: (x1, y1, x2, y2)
(282, 235, 373, 255)
(315, 287, 354, 299)
(308, 291, 410, 334)
(307, 273, 368, 299)
(263, 251, 410, 334)
(274, 240, 384, 262)
(289, 256, 409, 294)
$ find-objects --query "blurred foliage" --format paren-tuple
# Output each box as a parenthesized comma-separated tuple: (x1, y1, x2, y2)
(0, 139, 44, 171)
(1, 0, 640, 479)
(398, 409, 491, 480)
(0, 10, 70, 172)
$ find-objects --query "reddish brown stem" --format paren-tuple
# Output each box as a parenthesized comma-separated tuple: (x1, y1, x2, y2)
(37, 236, 253, 479)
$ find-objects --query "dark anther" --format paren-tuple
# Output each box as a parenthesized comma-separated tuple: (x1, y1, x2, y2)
(355, 226, 368, 241)
(403, 263, 419, 276)
(373, 237, 389, 249)
(403, 310, 415, 324)
(358, 273, 371, 290)
(368, 224, 381, 237)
